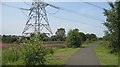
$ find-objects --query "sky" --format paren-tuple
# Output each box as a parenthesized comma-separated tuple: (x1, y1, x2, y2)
(1, 1, 111, 37)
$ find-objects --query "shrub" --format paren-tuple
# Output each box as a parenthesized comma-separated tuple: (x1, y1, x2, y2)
(2, 34, 53, 65)
(65, 29, 81, 48)
(21, 44, 49, 65)
(20, 34, 53, 65)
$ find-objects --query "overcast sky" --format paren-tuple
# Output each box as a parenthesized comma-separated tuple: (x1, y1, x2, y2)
(1, 2, 111, 37)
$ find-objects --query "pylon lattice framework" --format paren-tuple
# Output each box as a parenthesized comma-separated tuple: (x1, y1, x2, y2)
(22, 1, 53, 37)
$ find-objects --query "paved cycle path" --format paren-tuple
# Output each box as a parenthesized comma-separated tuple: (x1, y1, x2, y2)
(65, 42, 100, 65)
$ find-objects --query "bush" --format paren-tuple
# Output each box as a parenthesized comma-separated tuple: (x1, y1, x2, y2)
(2, 34, 53, 65)
(2, 35, 18, 43)
(65, 29, 81, 48)
(20, 34, 53, 65)
(21, 44, 49, 65)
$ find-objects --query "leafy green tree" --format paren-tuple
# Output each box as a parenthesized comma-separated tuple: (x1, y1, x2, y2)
(65, 29, 81, 48)
(79, 32, 87, 43)
(2, 35, 18, 43)
(103, 31, 111, 41)
(40, 33, 48, 38)
(56, 28, 66, 36)
(86, 34, 92, 41)
(86, 33, 97, 41)
(30, 33, 48, 41)
(51, 35, 57, 41)
(104, 1, 120, 52)
(90, 34, 97, 41)
(55, 28, 66, 41)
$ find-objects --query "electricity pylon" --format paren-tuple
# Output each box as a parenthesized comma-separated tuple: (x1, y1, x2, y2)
(22, 0, 54, 37)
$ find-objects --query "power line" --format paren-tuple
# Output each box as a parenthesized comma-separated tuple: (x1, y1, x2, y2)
(23, 2, 31, 6)
(80, 0, 105, 10)
(2, 3, 30, 11)
(2, 2, 105, 29)
(21, 10, 28, 18)
(2, 2, 104, 22)
(22, 0, 31, 6)
(83, 2, 104, 9)
(48, 14, 104, 29)
(62, 8, 104, 21)
(2, 3, 22, 9)
(47, 3, 104, 22)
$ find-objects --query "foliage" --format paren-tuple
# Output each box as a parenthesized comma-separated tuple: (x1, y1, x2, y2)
(103, 1, 120, 52)
(39, 33, 49, 41)
(65, 29, 81, 48)
(51, 35, 66, 41)
(51, 28, 66, 41)
(65, 29, 97, 48)
(2, 46, 22, 65)
(20, 34, 53, 65)
(95, 41, 118, 65)
(2, 34, 53, 65)
(55, 28, 66, 37)
(51, 35, 58, 41)
(79, 32, 87, 43)
(86, 33, 97, 42)
(103, 31, 111, 41)
(2, 35, 18, 43)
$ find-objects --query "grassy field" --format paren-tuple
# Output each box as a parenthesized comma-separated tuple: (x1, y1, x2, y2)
(2, 43, 79, 65)
(45, 47, 80, 65)
(95, 43, 118, 65)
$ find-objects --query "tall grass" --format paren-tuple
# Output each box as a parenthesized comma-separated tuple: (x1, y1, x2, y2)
(95, 41, 118, 65)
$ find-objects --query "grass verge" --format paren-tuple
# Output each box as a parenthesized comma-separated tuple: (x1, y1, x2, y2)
(95, 43, 118, 65)
(0, 48, 1, 66)
(45, 47, 80, 65)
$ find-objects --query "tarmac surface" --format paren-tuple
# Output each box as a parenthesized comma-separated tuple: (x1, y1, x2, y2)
(65, 42, 100, 65)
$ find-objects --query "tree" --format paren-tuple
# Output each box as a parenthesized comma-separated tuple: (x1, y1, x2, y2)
(90, 34, 97, 41)
(79, 32, 87, 43)
(86, 33, 97, 41)
(51, 35, 57, 41)
(2, 35, 18, 43)
(65, 29, 81, 48)
(86, 34, 92, 41)
(54, 28, 66, 41)
(40, 33, 49, 41)
(104, 1, 120, 52)
(103, 31, 111, 41)
(30, 33, 48, 41)
(56, 28, 66, 36)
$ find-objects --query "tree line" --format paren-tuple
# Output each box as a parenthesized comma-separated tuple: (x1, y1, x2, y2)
(1, 28, 97, 44)
(65, 29, 97, 47)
